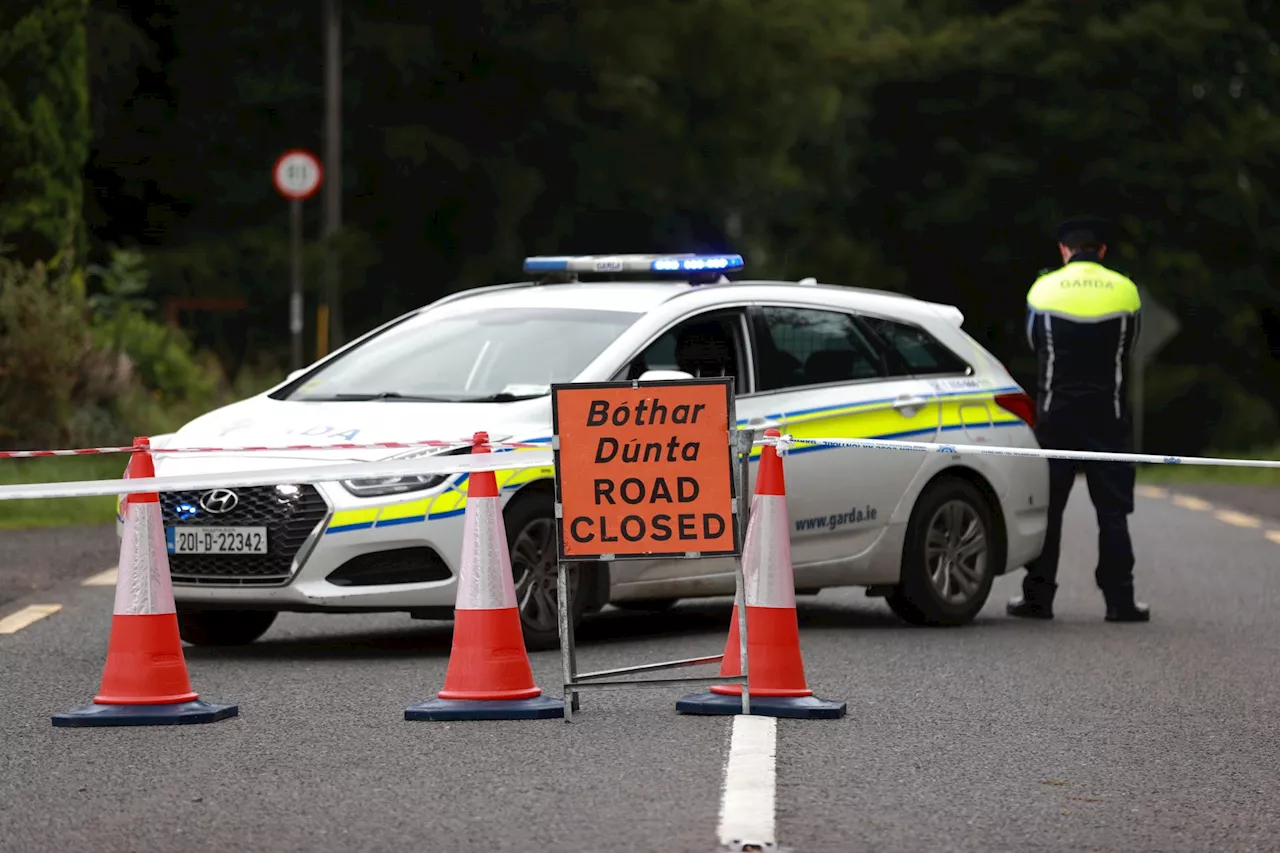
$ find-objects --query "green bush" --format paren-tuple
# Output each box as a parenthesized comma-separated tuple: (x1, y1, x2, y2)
(0, 248, 101, 447)
(0, 246, 254, 451)
(88, 247, 220, 408)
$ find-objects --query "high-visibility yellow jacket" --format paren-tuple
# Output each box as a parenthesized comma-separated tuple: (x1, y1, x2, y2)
(1026, 253, 1142, 419)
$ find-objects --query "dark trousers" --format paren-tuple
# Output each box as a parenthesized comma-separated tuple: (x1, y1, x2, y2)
(1022, 408, 1137, 607)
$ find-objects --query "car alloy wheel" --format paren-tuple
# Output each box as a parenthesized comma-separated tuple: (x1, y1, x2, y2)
(887, 476, 997, 627)
(923, 499, 988, 607)
(511, 517, 576, 637)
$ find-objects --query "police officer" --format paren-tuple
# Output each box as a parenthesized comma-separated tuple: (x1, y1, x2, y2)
(1007, 216, 1151, 623)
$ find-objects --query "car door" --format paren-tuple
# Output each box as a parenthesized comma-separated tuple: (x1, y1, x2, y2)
(744, 304, 942, 567)
(856, 313, 987, 442)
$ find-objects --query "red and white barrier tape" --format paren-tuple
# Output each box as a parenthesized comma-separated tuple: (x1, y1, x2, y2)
(0, 449, 557, 501)
(0, 437, 546, 460)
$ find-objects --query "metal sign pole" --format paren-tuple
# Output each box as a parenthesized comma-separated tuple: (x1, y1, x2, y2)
(734, 427, 752, 716)
(289, 198, 304, 372)
(557, 556, 579, 723)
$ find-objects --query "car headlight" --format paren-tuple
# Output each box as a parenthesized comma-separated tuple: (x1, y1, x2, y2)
(339, 473, 450, 497)
(338, 445, 471, 498)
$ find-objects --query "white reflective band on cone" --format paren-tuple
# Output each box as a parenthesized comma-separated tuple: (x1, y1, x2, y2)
(743, 494, 795, 609)
(114, 502, 176, 616)
(454, 496, 518, 610)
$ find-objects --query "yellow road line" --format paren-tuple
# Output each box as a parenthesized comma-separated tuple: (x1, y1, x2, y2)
(0, 604, 62, 635)
(1266, 531, 1280, 545)
(1172, 494, 1213, 511)
(1135, 486, 1168, 499)
(1215, 510, 1261, 529)
(82, 567, 118, 587)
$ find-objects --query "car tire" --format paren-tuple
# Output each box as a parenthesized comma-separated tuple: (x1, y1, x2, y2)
(611, 599, 679, 612)
(504, 491, 589, 652)
(177, 610, 278, 646)
(887, 477, 996, 627)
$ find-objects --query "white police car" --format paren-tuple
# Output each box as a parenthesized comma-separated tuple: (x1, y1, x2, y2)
(130, 254, 1049, 649)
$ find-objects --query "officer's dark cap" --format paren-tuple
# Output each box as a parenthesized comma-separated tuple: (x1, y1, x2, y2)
(1056, 216, 1111, 247)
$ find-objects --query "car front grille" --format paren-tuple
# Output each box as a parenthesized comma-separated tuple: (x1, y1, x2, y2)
(160, 485, 330, 586)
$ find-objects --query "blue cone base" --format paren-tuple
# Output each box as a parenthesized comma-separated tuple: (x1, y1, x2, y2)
(676, 691, 847, 719)
(53, 699, 239, 728)
(405, 695, 564, 721)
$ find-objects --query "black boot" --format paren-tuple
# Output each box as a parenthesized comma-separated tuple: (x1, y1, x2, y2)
(1007, 595, 1054, 620)
(1102, 585, 1150, 622)
(1105, 601, 1151, 622)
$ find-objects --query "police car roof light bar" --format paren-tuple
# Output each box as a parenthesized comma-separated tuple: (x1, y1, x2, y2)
(522, 253, 745, 276)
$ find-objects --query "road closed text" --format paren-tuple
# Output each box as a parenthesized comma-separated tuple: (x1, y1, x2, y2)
(571, 475, 727, 545)
(553, 381, 738, 559)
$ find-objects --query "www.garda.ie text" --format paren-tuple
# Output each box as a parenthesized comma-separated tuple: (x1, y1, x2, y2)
(794, 505, 878, 533)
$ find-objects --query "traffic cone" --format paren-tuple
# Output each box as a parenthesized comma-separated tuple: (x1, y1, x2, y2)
(53, 438, 239, 727)
(405, 432, 563, 721)
(677, 429, 846, 719)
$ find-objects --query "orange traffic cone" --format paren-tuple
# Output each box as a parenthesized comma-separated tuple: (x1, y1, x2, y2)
(677, 428, 846, 719)
(53, 438, 239, 727)
(405, 432, 563, 721)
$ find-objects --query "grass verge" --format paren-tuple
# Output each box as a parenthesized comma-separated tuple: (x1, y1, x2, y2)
(0, 455, 125, 530)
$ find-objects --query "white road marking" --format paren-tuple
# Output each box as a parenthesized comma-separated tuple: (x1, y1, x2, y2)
(1215, 510, 1261, 529)
(1172, 494, 1213, 511)
(0, 604, 62, 635)
(1135, 485, 1167, 499)
(1266, 531, 1280, 545)
(718, 715, 778, 849)
(82, 567, 118, 587)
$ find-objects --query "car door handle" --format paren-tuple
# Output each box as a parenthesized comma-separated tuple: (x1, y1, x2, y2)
(892, 395, 930, 410)
(745, 417, 782, 430)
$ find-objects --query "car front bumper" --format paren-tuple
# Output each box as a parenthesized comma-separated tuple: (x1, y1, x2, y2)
(159, 481, 471, 614)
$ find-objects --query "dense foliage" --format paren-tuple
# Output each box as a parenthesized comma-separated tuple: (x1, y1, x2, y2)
(5, 0, 1280, 453)
(0, 0, 91, 264)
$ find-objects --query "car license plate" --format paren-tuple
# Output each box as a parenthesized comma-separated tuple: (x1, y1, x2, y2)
(166, 527, 268, 555)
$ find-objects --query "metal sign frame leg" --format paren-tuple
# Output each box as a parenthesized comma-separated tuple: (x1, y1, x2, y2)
(555, 401, 753, 723)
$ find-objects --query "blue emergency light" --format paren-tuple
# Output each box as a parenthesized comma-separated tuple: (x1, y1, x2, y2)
(522, 253, 745, 275)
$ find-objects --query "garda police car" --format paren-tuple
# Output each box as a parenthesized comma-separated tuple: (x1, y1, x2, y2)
(126, 254, 1049, 649)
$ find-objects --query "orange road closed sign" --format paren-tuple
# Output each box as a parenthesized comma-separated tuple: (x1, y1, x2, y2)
(552, 378, 740, 561)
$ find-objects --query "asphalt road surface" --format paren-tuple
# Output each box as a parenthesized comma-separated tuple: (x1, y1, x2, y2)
(2, 480, 1280, 853)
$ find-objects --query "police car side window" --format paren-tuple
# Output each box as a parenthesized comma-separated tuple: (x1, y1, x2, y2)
(615, 310, 748, 395)
(753, 307, 885, 392)
(860, 316, 972, 377)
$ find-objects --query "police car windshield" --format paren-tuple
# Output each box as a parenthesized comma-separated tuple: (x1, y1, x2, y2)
(285, 306, 642, 403)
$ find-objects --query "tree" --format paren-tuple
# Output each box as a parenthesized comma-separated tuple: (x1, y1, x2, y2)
(826, 0, 1280, 452)
(73, 0, 1280, 454)
(0, 0, 91, 265)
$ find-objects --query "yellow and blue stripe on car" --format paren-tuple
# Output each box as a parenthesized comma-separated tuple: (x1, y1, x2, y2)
(325, 440, 555, 535)
(322, 388, 1025, 534)
(741, 385, 1027, 460)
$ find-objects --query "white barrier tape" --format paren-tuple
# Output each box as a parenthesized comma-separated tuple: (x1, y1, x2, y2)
(0, 435, 542, 460)
(0, 448, 554, 501)
(770, 434, 794, 454)
(756, 434, 1280, 469)
(6, 430, 1273, 502)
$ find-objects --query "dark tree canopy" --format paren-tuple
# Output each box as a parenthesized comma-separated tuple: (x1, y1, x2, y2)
(8, 0, 1280, 454)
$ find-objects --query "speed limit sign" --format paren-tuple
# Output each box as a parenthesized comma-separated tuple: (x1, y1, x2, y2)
(272, 149, 323, 200)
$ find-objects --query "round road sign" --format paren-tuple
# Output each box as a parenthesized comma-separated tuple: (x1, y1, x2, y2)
(272, 149, 323, 200)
